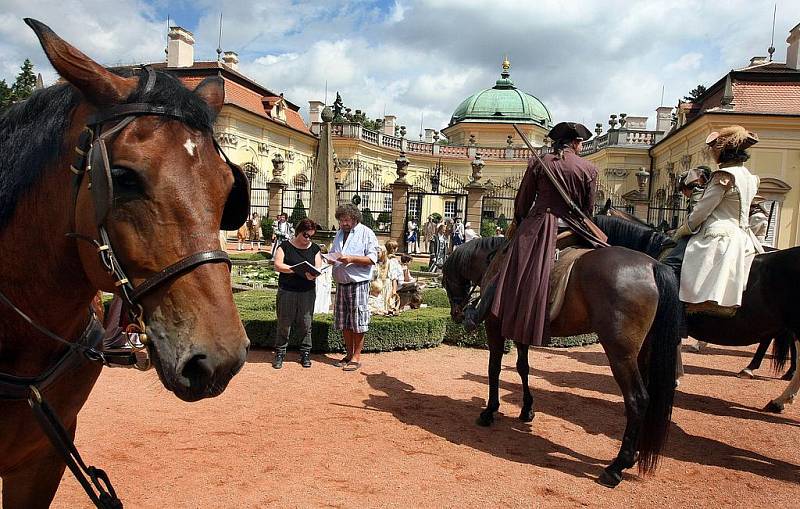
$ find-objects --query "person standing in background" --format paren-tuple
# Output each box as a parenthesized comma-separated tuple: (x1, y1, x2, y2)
(271, 219, 323, 369)
(327, 204, 379, 372)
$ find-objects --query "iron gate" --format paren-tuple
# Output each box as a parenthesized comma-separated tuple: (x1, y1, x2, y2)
(337, 158, 392, 233)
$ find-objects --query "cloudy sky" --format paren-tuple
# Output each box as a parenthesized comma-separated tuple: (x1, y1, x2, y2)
(2, 0, 799, 135)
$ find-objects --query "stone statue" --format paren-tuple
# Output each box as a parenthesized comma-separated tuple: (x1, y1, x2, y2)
(333, 92, 344, 121)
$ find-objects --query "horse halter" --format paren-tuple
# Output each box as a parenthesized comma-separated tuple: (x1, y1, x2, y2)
(70, 66, 250, 363)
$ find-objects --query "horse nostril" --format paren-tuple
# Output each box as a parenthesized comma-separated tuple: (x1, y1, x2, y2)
(180, 353, 214, 388)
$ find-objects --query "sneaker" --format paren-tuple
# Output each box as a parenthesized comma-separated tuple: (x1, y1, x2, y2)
(272, 353, 285, 369)
(300, 351, 311, 368)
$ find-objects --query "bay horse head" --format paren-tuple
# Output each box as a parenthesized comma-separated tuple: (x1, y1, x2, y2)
(24, 19, 250, 401)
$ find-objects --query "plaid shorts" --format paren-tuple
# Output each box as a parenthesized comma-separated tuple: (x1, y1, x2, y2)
(334, 280, 370, 333)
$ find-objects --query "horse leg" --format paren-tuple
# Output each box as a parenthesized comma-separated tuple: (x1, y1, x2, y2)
(765, 338, 800, 413)
(477, 317, 504, 427)
(598, 354, 649, 488)
(782, 339, 798, 381)
(739, 339, 771, 378)
(515, 342, 534, 422)
(2, 442, 70, 509)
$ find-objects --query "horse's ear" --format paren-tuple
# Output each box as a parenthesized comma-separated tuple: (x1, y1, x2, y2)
(194, 77, 224, 117)
(25, 18, 136, 105)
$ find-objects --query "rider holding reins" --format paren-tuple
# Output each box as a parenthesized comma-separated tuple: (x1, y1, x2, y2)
(466, 122, 603, 345)
(671, 125, 764, 311)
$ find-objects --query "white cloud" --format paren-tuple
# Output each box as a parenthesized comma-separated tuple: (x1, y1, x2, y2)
(666, 53, 704, 72)
(3, 0, 800, 136)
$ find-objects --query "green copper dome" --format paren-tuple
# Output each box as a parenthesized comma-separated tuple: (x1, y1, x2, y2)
(449, 61, 552, 127)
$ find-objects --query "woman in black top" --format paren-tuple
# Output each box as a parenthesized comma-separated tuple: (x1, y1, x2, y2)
(271, 218, 323, 368)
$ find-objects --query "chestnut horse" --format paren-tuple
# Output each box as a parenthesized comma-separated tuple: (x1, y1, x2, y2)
(442, 237, 681, 487)
(0, 20, 249, 508)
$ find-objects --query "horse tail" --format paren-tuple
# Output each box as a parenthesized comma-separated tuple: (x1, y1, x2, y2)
(638, 261, 681, 475)
(771, 331, 793, 374)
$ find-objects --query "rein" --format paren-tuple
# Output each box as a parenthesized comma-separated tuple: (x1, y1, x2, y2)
(0, 66, 248, 509)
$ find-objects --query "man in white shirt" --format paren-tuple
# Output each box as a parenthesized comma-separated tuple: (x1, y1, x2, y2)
(327, 204, 379, 371)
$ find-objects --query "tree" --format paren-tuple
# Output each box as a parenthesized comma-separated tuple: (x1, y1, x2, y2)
(480, 219, 497, 238)
(289, 198, 306, 227)
(0, 79, 13, 110)
(683, 84, 707, 102)
(496, 213, 509, 230)
(361, 208, 376, 229)
(1, 59, 37, 110)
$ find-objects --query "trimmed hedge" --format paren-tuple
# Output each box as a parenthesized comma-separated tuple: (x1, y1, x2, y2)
(238, 305, 448, 353)
(234, 288, 598, 353)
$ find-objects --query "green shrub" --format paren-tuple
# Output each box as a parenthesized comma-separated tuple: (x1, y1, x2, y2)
(480, 219, 497, 238)
(230, 252, 272, 261)
(236, 290, 449, 352)
(234, 289, 597, 352)
(421, 287, 450, 308)
(362, 208, 376, 229)
(261, 217, 274, 240)
(289, 198, 306, 226)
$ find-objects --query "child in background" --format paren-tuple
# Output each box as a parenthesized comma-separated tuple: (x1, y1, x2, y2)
(368, 280, 387, 315)
(314, 243, 333, 314)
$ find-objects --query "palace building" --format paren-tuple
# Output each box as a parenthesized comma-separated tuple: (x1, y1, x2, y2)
(158, 21, 800, 249)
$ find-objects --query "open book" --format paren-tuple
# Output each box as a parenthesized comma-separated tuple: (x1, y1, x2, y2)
(290, 260, 324, 277)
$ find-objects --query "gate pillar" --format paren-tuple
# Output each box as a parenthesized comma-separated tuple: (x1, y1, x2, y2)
(464, 181, 486, 230)
(267, 180, 287, 219)
(391, 151, 411, 251)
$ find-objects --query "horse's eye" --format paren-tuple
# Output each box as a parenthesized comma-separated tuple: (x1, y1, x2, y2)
(111, 166, 142, 193)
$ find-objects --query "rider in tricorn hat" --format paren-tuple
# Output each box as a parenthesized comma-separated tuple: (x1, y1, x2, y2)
(469, 122, 601, 346)
(670, 125, 763, 314)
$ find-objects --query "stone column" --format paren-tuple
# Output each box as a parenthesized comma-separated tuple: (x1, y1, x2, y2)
(267, 152, 287, 218)
(464, 152, 486, 228)
(391, 151, 411, 251)
(309, 106, 337, 231)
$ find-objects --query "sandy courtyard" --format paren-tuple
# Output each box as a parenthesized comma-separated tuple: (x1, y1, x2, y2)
(40, 343, 799, 508)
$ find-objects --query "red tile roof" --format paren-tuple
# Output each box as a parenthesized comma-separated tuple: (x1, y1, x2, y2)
(732, 81, 800, 114)
(152, 61, 313, 136)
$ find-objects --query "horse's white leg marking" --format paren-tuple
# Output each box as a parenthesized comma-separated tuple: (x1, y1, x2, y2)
(183, 138, 196, 157)
(771, 338, 800, 408)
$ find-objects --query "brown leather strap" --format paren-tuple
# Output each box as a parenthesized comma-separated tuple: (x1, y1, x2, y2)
(130, 250, 231, 301)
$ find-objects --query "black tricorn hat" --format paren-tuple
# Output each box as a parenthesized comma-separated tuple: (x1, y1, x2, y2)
(548, 122, 592, 142)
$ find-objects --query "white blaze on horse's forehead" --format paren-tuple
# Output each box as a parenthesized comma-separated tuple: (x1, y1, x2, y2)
(183, 138, 197, 157)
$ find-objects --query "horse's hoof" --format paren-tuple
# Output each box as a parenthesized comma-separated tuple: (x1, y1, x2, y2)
(737, 369, 755, 379)
(764, 401, 784, 413)
(476, 412, 494, 427)
(781, 371, 796, 381)
(596, 468, 623, 488)
(519, 409, 534, 422)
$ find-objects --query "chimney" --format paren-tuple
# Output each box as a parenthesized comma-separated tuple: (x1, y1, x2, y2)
(424, 128, 435, 143)
(748, 56, 768, 67)
(383, 115, 396, 136)
(787, 22, 800, 70)
(222, 51, 239, 71)
(167, 27, 194, 68)
(655, 106, 673, 132)
(308, 100, 324, 124)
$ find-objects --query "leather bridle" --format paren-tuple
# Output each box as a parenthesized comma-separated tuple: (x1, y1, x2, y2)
(0, 67, 250, 508)
(67, 66, 249, 366)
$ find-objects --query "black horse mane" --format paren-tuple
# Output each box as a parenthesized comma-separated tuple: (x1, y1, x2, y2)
(0, 68, 215, 231)
(594, 215, 672, 259)
(442, 236, 507, 283)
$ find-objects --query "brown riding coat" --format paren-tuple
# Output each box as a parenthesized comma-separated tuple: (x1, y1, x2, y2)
(491, 147, 599, 345)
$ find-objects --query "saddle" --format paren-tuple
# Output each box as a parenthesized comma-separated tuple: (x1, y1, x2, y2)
(685, 301, 738, 318)
(547, 247, 591, 322)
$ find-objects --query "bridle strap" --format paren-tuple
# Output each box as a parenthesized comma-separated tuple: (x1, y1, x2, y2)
(130, 250, 231, 301)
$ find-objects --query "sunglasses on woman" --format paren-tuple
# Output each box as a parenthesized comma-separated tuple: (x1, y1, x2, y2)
(301, 232, 314, 239)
